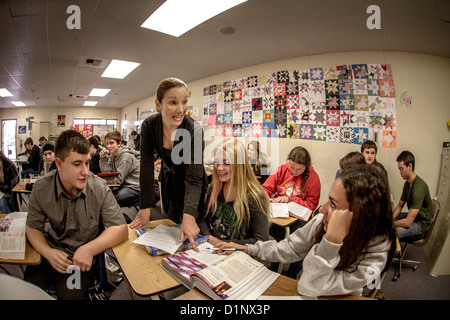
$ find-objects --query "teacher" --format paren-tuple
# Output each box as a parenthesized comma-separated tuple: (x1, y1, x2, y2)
(130, 77, 207, 251)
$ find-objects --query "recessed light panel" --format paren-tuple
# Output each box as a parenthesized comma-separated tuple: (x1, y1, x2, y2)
(101, 59, 140, 79)
(141, 0, 247, 37)
(89, 88, 111, 97)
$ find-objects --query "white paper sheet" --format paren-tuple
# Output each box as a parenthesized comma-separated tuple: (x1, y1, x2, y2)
(133, 225, 183, 255)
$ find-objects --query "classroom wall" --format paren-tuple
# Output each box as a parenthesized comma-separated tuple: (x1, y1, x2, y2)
(121, 51, 450, 206)
(0, 106, 120, 154)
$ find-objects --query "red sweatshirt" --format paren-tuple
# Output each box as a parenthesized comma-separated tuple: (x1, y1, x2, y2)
(262, 163, 321, 211)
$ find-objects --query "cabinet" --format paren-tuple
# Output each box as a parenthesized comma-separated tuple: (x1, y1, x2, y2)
(424, 147, 450, 276)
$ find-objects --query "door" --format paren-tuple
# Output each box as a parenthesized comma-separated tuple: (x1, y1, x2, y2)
(2, 119, 17, 159)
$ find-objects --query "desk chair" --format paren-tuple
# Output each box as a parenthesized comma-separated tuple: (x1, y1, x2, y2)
(392, 199, 440, 281)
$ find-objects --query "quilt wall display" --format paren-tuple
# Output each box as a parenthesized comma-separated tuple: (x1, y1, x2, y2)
(201, 64, 397, 148)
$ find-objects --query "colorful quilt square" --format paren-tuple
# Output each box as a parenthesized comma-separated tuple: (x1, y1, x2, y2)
(287, 124, 300, 139)
(351, 64, 368, 79)
(340, 97, 354, 111)
(339, 79, 353, 95)
(340, 127, 354, 144)
(286, 82, 299, 95)
(263, 95, 274, 110)
(350, 111, 370, 128)
(311, 80, 325, 95)
(299, 81, 311, 95)
(353, 79, 368, 95)
(325, 80, 339, 97)
(287, 109, 301, 124)
(369, 112, 383, 129)
(252, 110, 263, 123)
(368, 64, 383, 79)
(222, 113, 233, 125)
(275, 96, 286, 110)
(327, 126, 340, 142)
(224, 90, 233, 102)
(242, 123, 252, 137)
(300, 124, 313, 140)
(216, 125, 226, 137)
(379, 79, 395, 97)
(368, 96, 384, 112)
(310, 67, 323, 80)
(340, 111, 351, 127)
(274, 108, 287, 125)
(286, 94, 300, 109)
(354, 95, 369, 111)
(233, 111, 242, 124)
(337, 65, 352, 79)
(252, 98, 262, 110)
(274, 83, 286, 96)
(326, 110, 340, 126)
(310, 110, 327, 124)
(247, 76, 258, 88)
(277, 70, 290, 83)
(326, 97, 340, 110)
(275, 124, 287, 138)
(354, 127, 369, 144)
(367, 79, 379, 96)
(324, 67, 338, 80)
(233, 89, 242, 101)
(382, 130, 397, 148)
(263, 109, 275, 124)
(252, 123, 263, 137)
(224, 125, 233, 137)
(300, 70, 310, 81)
(242, 111, 252, 124)
(209, 103, 217, 115)
(313, 125, 327, 141)
(381, 64, 393, 79)
(233, 124, 242, 137)
(263, 123, 275, 138)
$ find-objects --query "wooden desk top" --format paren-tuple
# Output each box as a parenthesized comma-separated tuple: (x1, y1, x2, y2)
(12, 179, 31, 193)
(0, 214, 41, 266)
(175, 274, 373, 300)
(270, 215, 299, 227)
(111, 219, 182, 296)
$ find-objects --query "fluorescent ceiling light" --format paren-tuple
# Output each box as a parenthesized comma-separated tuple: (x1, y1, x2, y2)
(84, 101, 98, 106)
(89, 88, 111, 97)
(0, 88, 14, 97)
(141, 0, 247, 37)
(11, 101, 26, 107)
(101, 59, 140, 79)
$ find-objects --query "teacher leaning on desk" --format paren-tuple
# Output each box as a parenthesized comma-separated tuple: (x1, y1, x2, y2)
(130, 78, 208, 251)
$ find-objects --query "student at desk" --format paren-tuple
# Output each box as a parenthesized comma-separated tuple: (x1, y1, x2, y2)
(24, 130, 128, 300)
(198, 139, 271, 246)
(0, 151, 19, 213)
(21, 138, 41, 178)
(20, 142, 57, 191)
(216, 164, 397, 297)
(247, 140, 270, 184)
(99, 131, 140, 207)
(263, 146, 320, 210)
(130, 77, 208, 251)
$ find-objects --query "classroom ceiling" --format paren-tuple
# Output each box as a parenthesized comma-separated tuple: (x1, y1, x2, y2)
(0, 0, 449, 109)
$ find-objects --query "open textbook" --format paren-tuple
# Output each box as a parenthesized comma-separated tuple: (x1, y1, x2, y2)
(161, 243, 279, 300)
(270, 202, 312, 221)
(0, 212, 27, 260)
(134, 224, 208, 256)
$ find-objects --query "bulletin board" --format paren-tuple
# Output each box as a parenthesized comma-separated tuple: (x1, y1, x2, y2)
(93, 125, 115, 138)
(201, 64, 397, 148)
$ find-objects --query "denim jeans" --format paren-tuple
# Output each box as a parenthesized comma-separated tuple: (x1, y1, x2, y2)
(112, 187, 140, 207)
(396, 212, 425, 242)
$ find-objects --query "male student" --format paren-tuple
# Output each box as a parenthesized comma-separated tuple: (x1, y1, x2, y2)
(393, 151, 432, 242)
(24, 130, 128, 300)
(361, 140, 388, 177)
(99, 130, 140, 207)
(21, 137, 41, 178)
(88, 136, 101, 175)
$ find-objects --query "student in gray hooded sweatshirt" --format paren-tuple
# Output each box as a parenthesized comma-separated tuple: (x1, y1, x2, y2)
(214, 164, 396, 297)
(100, 131, 140, 207)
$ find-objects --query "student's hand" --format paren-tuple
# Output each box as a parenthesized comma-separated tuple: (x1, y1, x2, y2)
(45, 249, 72, 274)
(214, 242, 248, 255)
(72, 246, 94, 272)
(272, 196, 289, 203)
(206, 235, 222, 247)
(130, 208, 151, 228)
(325, 209, 354, 244)
(99, 148, 109, 159)
(180, 214, 200, 252)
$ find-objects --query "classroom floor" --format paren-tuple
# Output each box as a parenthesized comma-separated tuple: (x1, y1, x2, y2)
(2, 196, 449, 300)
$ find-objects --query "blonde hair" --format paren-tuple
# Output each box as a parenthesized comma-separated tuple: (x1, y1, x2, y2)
(207, 139, 270, 236)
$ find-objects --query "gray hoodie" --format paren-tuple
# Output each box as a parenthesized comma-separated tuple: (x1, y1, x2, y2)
(247, 213, 392, 297)
(99, 148, 140, 191)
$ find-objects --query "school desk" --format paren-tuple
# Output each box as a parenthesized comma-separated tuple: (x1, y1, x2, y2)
(12, 179, 31, 211)
(111, 219, 182, 299)
(0, 214, 41, 273)
(174, 273, 373, 300)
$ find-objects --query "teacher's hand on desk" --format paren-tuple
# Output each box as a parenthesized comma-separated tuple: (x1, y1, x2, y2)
(180, 213, 200, 252)
(129, 208, 150, 228)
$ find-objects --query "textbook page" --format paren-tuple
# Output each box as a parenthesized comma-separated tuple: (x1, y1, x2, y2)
(288, 202, 312, 221)
(0, 212, 27, 259)
(269, 203, 289, 218)
(133, 224, 183, 255)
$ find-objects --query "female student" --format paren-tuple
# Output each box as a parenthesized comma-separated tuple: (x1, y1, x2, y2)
(263, 146, 320, 211)
(335, 151, 366, 179)
(99, 131, 140, 207)
(247, 140, 270, 184)
(199, 139, 271, 246)
(215, 164, 397, 297)
(130, 77, 208, 251)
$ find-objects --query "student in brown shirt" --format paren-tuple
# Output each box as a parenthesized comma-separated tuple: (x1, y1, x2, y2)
(24, 130, 128, 300)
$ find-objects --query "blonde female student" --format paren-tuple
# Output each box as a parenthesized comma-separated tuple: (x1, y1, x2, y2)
(216, 164, 396, 297)
(198, 139, 271, 246)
